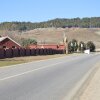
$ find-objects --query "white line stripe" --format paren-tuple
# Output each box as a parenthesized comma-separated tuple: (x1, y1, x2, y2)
(0, 55, 67, 69)
(0, 54, 81, 69)
(0, 61, 66, 81)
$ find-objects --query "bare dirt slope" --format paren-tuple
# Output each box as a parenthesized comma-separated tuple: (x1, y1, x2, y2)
(0, 28, 100, 48)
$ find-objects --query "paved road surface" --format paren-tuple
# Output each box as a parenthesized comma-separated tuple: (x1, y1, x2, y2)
(0, 53, 100, 100)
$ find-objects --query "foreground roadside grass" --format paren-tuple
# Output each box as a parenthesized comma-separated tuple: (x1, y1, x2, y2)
(0, 54, 66, 67)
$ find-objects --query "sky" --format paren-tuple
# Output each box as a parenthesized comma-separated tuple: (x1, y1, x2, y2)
(0, 0, 100, 22)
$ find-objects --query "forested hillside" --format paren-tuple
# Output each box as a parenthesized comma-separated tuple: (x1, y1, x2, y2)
(0, 17, 100, 31)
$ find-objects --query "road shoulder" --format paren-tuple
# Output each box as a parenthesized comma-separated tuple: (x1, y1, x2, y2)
(75, 62, 100, 100)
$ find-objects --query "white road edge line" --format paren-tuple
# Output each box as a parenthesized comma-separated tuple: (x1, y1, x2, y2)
(0, 53, 82, 69)
(0, 61, 66, 81)
(0, 55, 67, 69)
(63, 62, 99, 100)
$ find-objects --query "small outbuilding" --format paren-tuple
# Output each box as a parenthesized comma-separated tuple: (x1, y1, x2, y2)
(28, 44, 65, 50)
(0, 36, 21, 49)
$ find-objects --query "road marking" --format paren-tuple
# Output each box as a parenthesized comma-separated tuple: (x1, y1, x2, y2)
(63, 58, 100, 100)
(0, 53, 83, 69)
(0, 61, 66, 81)
(0, 54, 91, 81)
(0, 55, 67, 69)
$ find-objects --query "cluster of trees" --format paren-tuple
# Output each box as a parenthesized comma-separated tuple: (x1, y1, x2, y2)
(21, 38, 37, 47)
(68, 39, 95, 53)
(0, 17, 100, 31)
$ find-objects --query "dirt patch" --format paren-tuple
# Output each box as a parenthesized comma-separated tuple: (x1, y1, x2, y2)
(95, 31, 100, 35)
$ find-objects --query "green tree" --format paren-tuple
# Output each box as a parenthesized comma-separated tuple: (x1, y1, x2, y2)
(86, 41, 95, 52)
(68, 39, 78, 53)
(79, 41, 86, 52)
(18, 25, 27, 32)
(72, 39, 78, 52)
(68, 41, 74, 53)
(21, 38, 37, 47)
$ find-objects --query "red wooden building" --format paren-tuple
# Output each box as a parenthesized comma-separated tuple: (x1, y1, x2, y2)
(28, 44, 65, 50)
(0, 36, 21, 49)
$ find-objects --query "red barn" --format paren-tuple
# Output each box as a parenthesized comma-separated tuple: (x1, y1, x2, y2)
(0, 36, 21, 49)
(28, 44, 65, 50)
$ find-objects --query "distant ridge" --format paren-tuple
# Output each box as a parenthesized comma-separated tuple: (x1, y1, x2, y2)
(0, 17, 100, 31)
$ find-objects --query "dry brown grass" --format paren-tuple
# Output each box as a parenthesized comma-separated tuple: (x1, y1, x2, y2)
(0, 54, 66, 67)
(0, 28, 100, 48)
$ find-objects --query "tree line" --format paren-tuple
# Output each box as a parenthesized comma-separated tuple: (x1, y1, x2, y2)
(68, 39, 95, 53)
(0, 17, 100, 31)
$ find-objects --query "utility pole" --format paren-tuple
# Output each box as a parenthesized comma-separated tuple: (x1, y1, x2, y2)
(63, 33, 68, 54)
(89, 17, 91, 28)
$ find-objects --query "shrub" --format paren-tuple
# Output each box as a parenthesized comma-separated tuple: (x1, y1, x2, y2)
(72, 39, 78, 52)
(68, 41, 74, 53)
(68, 39, 78, 53)
(21, 38, 37, 47)
(86, 41, 95, 52)
(79, 41, 86, 52)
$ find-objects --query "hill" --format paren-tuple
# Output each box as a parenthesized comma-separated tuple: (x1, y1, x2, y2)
(0, 17, 100, 31)
(0, 28, 100, 48)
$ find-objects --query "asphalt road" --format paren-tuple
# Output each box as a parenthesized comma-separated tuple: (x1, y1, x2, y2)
(0, 53, 100, 100)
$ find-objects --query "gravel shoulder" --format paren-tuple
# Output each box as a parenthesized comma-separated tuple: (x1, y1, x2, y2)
(79, 62, 100, 100)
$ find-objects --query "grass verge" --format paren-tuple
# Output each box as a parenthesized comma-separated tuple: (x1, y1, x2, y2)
(0, 54, 66, 67)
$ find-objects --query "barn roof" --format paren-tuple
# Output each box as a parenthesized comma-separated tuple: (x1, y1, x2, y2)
(29, 44, 65, 50)
(0, 37, 6, 42)
(0, 36, 21, 46)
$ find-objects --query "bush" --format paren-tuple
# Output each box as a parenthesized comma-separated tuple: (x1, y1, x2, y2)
(68, 39, 78, 53)
(21, 38, 37, 47)
(86, 41, 95, 52)
(68, 41, 74, 53)
(72, 39, 78, 52)
(79, 41, 86, 52)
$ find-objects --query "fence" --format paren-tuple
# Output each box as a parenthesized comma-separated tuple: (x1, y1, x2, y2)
(0, 48, 65, 59)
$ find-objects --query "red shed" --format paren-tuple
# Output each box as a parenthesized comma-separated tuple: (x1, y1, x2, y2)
(0, 36, 21, 49)
(28, 44, 65, 50)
